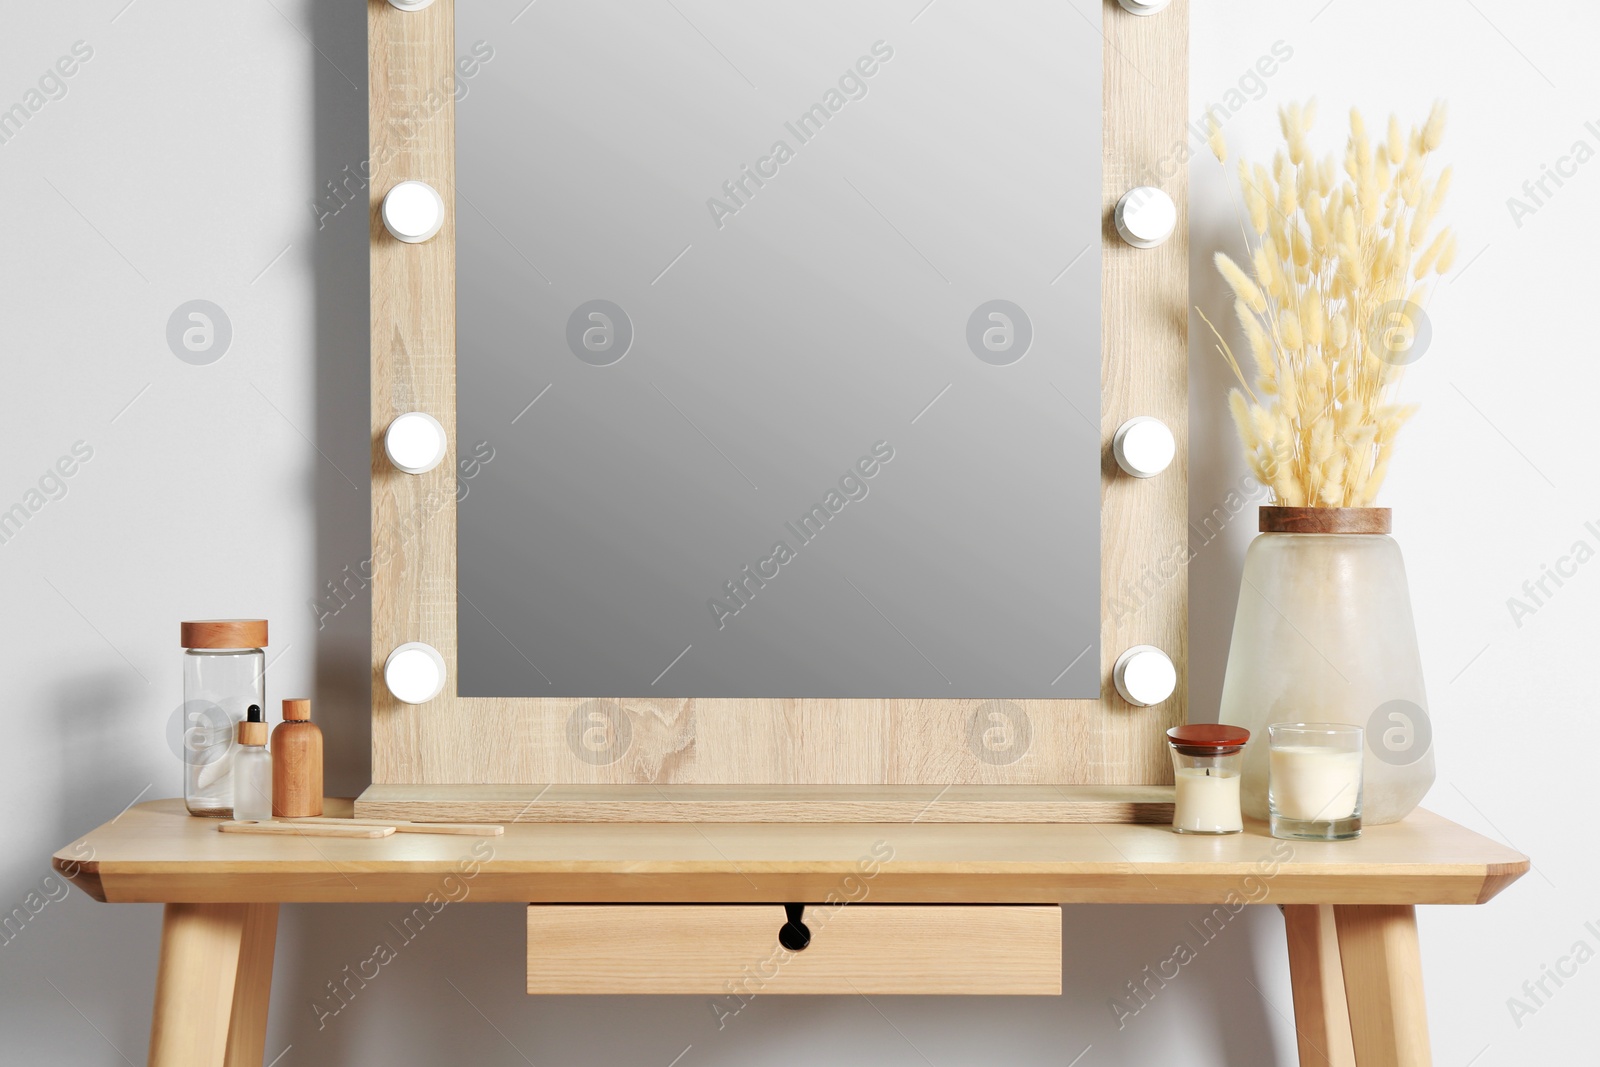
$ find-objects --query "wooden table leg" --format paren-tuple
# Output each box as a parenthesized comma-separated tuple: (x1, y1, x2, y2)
(148, 903, 253, 1067)
(1283, 905, 1356, 1067)
(225, 904, 279, 1066)
(1334, 904, 1432, 1067)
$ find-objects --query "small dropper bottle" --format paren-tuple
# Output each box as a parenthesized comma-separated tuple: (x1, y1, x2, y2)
(233, 705, 273, 822)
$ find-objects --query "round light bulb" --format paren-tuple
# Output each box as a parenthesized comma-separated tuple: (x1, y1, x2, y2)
(1113, 417, 1176, 478)
(1114, 645, 1177, 707)
(1115, 187, 1177, 248)
(387, 0, 437, 10)
(382, 181, 445, 244)
(384, 642, 447, 704)
(384, 412, 447, 474)
(1117, 0, 1171, 14)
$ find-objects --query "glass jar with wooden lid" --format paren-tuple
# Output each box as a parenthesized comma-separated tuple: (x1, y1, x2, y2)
(180, 619, 267, 817)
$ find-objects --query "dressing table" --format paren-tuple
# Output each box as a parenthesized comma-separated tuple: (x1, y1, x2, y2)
(55, 799, 1526, 1066)
(51, 3, 1530, 1064)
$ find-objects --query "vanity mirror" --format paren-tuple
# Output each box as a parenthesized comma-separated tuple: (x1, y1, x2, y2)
(360, 0, 1189, 822)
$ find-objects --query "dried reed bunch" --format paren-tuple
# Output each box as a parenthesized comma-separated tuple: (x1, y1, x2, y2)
(1202, 101, 1456, 506)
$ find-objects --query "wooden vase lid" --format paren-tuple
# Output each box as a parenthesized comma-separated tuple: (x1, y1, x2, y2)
(1259, 506, 1391, 535)
(282, 698, 312, 721)
(181, 619, 268, 649)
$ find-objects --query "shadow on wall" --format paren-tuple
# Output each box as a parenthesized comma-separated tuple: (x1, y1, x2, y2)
(1187, 162, 1256, 720)
(284, 3, 373, 1064)
(308, 0, 375, 799)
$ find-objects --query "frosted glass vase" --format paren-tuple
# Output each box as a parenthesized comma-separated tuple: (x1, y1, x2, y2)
(1218, 507, 1435, 825)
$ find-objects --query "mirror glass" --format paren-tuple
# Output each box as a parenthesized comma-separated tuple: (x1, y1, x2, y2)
(455, 0, 1102, 698)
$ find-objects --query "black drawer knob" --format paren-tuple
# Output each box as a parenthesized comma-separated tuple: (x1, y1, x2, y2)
(778, 904, 810, 951)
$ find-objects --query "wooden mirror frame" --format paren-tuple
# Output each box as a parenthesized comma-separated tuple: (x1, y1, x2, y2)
(358, 0, 1189, 823)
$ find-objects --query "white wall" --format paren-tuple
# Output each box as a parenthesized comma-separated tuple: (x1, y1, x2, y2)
(0, 1, 1590, 1063)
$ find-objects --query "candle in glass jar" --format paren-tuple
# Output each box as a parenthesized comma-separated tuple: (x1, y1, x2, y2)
(1173, 767, 1243, 833)
(1166, 724, 1250, 835)
(1269, 746, 1362, 821)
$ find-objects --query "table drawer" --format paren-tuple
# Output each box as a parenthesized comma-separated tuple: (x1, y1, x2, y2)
(526, 904, 1060, 995)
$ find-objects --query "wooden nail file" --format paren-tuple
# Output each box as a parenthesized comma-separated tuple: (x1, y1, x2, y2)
(220, 821, 394, 839)
(283, 817, 505, 836)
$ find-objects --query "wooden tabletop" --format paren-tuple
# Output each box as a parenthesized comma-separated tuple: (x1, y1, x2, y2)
(54, 800, 1527, 907)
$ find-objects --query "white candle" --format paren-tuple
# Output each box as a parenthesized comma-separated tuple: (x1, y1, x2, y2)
(1173, 767, 1243, 833)
(1270, 746, 1362, 821)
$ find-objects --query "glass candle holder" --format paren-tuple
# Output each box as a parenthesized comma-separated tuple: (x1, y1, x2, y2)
(1166, 724, 1250, 834)
(1268, 722, 1364, 840)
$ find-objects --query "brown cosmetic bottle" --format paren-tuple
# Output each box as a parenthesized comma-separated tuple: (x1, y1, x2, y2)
(271, 698, 324, 817)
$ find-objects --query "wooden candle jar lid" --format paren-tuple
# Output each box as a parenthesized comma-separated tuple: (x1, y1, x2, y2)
(1166, 723, 1250, 756)
(181, 619, 269, 649)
